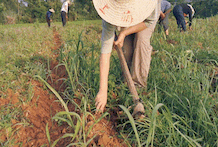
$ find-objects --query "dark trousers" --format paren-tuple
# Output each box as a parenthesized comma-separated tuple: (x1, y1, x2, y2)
(61, 11, 67, 27)
(46, 14, 50, 27)
(173, 5, 186, 31)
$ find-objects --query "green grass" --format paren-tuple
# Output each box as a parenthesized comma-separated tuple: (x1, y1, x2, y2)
(0, 16, 218, 146)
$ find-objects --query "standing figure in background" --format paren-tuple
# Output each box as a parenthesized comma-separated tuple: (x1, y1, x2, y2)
(46, 8, 55, 27)
(61, 0, 71, 27)
(159, 0, 171, 37)
(173, 3, 195, 32)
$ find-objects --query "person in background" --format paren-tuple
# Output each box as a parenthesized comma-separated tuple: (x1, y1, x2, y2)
(46, 8, 55, 27)
(159, 0, 171, 37)
(92, 0, 161, 114)
(61, 0, 71, 27)
(173, 3, 195, 32)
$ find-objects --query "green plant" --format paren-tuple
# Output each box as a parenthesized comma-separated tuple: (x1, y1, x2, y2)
(1, 16, 218, 146)
(37, 75, 109, 146)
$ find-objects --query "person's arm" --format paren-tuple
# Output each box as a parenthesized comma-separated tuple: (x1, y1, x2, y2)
(160, 11, 165, 19)
(165, 2, 172, 15)
(95, 20, 116, 113)
(114, 22, 147, 48)
(188, 12, 192, 30)
(165, 8, 171, 15)
(95, 53, 111, 112)
(96, 22, 147, 112)
(160, 8, 171, 20)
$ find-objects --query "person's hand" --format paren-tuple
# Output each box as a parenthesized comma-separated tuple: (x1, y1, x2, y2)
(114, 32, 126, 49)
(95, 91, 107, 114)
(50, 19, 53, 22)
(160, 11, 165, 20)
(161, 13, 165, 19)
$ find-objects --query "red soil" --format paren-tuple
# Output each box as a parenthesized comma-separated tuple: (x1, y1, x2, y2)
(0, 26, 128, 146)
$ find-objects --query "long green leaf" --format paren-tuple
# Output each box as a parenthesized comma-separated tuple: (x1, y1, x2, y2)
(146, 103, 164, 147)
(45, 123, 50, 146)
(119, 105, 141, 147)
(34, 75, 72, 122)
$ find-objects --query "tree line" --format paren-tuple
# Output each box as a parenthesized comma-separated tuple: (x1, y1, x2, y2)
(0, 0, 99, 24)
(0, 0, 217, 24)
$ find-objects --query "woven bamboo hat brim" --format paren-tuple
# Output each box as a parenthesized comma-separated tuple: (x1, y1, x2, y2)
(49, 9, 55, 13)
(187, 4, 195, 17)
(93, 0, 157, 27)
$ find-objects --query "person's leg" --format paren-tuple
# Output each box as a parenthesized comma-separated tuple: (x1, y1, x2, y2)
(159, 19, 164, 33)
(123, 1, 160, 88)
(122, 33, 135, 69)
(61, 12, 64, 26)
(165, 29, 169, 36)
(46, 15, 50, 27)
(176, 13, 186, 31)
(61, 11, 66, 26)
(173, 6, 186, 31)
(163, 12, 170, 36)
(48, 21, 51, 27)
(179, 14, 186, 31)
(173, 11, 180, 28)
(130, 20, 158, 88)
(173, 6, 181, 29)
(157, 17, 163, 33)
(176, 17, 181, 29)
(63, 12, 66, 26)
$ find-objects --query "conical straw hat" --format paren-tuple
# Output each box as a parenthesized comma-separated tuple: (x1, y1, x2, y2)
(187, 4, 195, 17)
(93, 0, 157, 27)
(49, 8, 55, 13)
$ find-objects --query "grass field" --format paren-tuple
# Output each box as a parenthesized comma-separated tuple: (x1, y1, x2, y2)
(0, 15, 218, 146)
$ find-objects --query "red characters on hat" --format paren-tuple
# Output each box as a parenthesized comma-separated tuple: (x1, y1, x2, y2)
(121, 10, 133, 24)
(99, 4, 109, 15)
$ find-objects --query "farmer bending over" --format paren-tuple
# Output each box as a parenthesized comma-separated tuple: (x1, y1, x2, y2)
(159, 0, 171, 37)
(173, 3, 195, 32)
(46, 8, 55, 27)
(93, 0, 161, 113)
